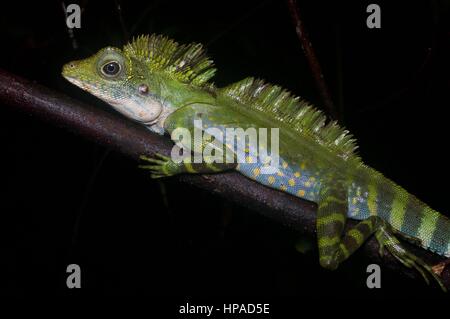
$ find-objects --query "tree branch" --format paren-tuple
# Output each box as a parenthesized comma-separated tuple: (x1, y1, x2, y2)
(0, 68, 448, 290)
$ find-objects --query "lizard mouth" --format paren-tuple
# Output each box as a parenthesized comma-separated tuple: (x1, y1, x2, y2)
(62, 61, 100, 92)
(61, 72, 118, 105)
(62, 74, 92, 91)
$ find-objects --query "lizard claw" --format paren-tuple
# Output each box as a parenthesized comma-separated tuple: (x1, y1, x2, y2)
(139, 153, 175, 178)
(375, 227, 447, 292)
(140, 154, 170, 164)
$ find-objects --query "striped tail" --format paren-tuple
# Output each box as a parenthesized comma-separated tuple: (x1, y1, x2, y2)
(347, 170, 450, 257)
(389, 195, 450, 257)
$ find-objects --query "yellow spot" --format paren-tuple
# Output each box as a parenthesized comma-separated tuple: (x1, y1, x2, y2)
(288, 179, 295, 186)
(244, 147, 250, 153)
(280, 185, 287, 191)
(282, 161, 288, 168)
(305, 181, 311, 187)
(294, 171, 301, 178)
(352, 197, 357, 205)
(310, 176, 316, 182)
(297, 189, 305, 197)
(277, 170, 284, 177)
(245, 156, 254, 163)
(268, 176, 275, 184)
(300, 162, 306, 170)
(253, 168, 261, 177)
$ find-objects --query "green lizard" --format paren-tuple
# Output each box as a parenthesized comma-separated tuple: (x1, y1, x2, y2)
(62, 34, 450, 290)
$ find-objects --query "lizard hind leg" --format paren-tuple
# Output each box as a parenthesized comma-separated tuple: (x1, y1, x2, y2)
(316, 182, 387, 270)
(375, 226, 447, 292)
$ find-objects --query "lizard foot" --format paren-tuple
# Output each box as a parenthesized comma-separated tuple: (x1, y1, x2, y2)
(375, 226, 447, 292)
(139, 154, 178, 179)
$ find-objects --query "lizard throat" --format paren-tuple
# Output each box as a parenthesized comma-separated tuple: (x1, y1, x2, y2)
(145, 103, 175, 135)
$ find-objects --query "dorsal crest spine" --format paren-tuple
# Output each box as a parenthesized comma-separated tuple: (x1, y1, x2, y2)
(221, 77, 360, 162)
(124, 34, 216, 86)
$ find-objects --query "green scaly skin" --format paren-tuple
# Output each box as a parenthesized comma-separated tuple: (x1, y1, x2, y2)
(62, 34, 450, 291)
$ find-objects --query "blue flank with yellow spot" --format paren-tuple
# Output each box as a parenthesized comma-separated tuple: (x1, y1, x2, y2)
(236, 155, 322, 202)
(197, 116, 321, 202)
(347, 182, 391, 221)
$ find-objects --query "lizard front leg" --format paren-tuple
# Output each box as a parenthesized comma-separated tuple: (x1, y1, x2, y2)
(139, 102, 239, 178)
(139, 153, 236, 178)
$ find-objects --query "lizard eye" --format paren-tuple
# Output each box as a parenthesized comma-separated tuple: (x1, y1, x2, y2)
(101, 61, 121, 77)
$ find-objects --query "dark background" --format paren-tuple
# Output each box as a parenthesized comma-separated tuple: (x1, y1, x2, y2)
(1, 0, 449, 301)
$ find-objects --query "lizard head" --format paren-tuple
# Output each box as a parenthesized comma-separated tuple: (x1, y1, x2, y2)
(62, 35, 217, 134)
(62, 46, 164, 126)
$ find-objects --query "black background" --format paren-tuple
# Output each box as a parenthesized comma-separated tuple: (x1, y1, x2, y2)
(1, 0, 449, 301)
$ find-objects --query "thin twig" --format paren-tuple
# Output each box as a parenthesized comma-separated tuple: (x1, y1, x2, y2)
(287, 0, 338, 120)
(115, 0, 129, 42)
(1, 68, 448, 290)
